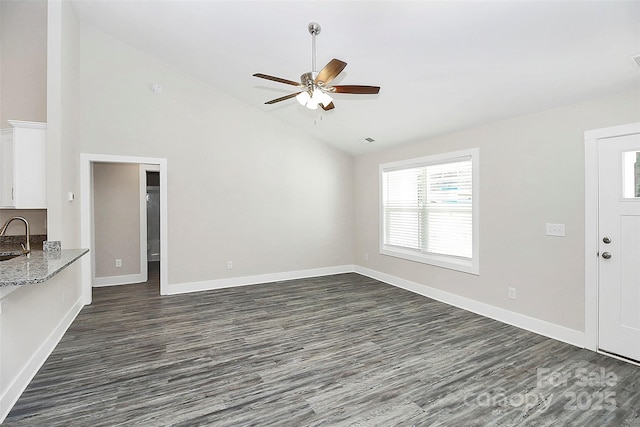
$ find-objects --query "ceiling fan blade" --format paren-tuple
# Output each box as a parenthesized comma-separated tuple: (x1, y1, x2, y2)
(321, 102, 335, 111)
(264, 92, 301, 104)
(315, 59, 347, 86)
(332, 85, 380, 94)
(253, 73, 303, 87)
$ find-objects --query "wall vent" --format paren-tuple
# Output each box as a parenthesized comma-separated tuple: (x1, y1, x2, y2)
(631, 54, 640, 69)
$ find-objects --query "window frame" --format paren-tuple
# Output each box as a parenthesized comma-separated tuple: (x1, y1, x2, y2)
(379, 148, 480, 275)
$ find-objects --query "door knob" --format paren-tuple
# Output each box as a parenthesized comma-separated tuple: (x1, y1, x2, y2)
(602, 252, 612, 259)
(602, 237, 611, 244)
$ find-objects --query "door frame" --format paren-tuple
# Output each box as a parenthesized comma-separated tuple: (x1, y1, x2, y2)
(80, 153, 168, 304)
(584, 122, 640, 353)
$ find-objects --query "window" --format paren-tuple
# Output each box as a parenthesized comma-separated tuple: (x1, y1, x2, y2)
(380, 148, 479, 274)
(623, 151, 640, 198)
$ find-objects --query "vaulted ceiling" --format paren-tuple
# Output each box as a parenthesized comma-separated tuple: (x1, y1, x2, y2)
(71, 0, 639, 155)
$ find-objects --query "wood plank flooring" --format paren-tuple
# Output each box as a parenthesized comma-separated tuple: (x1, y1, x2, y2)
(4, 269, 640, 426)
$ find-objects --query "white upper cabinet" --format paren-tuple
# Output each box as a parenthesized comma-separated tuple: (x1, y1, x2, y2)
(0, 120, 47, 208)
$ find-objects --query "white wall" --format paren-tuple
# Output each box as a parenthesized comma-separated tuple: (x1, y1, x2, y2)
(78, 24, 355, 289)
(354, 89, 640, 334)
(0, 261, 83, 421)
(47, 0, 82, 246)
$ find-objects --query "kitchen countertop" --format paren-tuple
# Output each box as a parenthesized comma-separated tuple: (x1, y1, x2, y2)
(0, 247, 31, 256)
(0, 249, 89, 287)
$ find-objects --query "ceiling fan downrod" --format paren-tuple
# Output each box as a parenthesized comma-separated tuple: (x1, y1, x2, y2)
(308, 22, 321, 75)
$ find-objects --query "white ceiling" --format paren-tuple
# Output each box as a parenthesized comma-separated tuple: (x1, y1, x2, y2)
(70, 0, 640, 155)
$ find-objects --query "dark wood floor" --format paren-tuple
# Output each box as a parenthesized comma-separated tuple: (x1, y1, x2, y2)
(4, 267, 640, 426)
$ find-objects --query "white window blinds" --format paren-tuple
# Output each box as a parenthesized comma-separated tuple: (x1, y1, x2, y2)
(382, 157, 473, 259)
(383, 167, 422, 250)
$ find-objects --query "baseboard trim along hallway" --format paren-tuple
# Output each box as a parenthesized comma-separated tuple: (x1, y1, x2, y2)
(92, 272, 147, 287)
(166, 265, 356, 295)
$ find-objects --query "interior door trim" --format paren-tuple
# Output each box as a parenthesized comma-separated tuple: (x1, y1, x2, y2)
(80, 153, 169, 305)
(584, 122, 640, 352)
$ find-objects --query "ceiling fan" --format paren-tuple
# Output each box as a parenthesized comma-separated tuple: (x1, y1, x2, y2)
(253, 22, 380, 111)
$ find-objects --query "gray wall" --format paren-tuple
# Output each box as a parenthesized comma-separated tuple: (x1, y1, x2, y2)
(2, 2, 639, 421)
(0, 209, 47, 236)
(354, 89, 640, 333)
(0, 0, 47, 126)
(78, 24, 355, 287)
(0, 0, 48, 233)
(92, 163, 141, 278)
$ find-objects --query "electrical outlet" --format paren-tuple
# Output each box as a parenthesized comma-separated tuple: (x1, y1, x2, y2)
(227, 261, 233, 270)
(62, 291, 66, 303)
(508, 287, 517, 300)
(0, 300, 7, 315)
(115, 259, 122, 268)
(546, 223, 565, 237)
(364, 253, 369, 261)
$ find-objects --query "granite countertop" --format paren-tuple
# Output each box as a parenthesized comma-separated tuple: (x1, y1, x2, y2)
(0, 249, 89, 287)
(0, 246, 31, 256)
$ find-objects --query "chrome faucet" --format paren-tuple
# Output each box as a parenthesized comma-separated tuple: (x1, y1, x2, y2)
(0, 216, 30, 254)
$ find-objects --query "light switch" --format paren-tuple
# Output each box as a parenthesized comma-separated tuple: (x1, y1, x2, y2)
(546, 223, 565, 237)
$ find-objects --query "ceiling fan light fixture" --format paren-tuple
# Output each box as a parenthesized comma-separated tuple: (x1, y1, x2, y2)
(317, 91, 333, 107)
(296, 91, 311, 106)
(311, 88, 329, 106)
(306, 99, 319, 110)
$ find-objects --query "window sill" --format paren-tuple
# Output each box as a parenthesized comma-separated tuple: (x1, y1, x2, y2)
(380, 245, 478, 275)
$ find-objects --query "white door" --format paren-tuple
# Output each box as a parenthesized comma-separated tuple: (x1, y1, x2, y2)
(598, 133, 640, 362)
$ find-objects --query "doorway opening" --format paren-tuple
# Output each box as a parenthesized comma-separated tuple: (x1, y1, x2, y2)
(80, 154, 168, 304)
(146, 170, 161, 291)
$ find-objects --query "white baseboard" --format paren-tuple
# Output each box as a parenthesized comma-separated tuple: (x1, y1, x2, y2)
(93, 273, 147, 287)
(354, 265, 585, 348)
(166, 265, 355, 295)
(0, 297, 84, 424)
